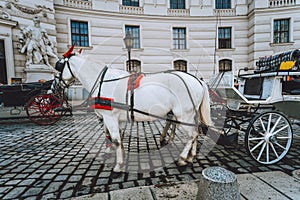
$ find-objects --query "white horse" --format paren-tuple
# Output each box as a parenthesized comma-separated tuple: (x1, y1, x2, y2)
(56, 46, 213, 172)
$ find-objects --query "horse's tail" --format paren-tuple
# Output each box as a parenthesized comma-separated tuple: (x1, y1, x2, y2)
(199, 82, 213, 127)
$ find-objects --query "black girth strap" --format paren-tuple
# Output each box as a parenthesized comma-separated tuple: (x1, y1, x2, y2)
(97, 66, 109, 99)
(129, 72, 140, 122)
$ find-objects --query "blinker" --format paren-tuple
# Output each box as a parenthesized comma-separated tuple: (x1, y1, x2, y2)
(55, 59, 65, 72)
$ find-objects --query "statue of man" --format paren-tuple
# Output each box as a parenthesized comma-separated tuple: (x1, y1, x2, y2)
(19, 16, 58, 68)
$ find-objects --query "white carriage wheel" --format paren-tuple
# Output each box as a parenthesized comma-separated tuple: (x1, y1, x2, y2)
(245, 111, 293, 165)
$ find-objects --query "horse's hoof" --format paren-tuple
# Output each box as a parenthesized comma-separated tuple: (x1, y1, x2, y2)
(176, 158, 187, 166)
(186, 157, 194, 163)
(175, 161, 188, 171)
(160, 140, 168, 147)
(110, 171, 123, 179)
(105, 147, 112, 154)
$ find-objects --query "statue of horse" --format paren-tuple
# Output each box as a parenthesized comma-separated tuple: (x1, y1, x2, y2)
(56, 46, 213, 173)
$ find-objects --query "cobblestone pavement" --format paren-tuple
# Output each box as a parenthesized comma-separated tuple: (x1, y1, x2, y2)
(0, 113, 299, 199)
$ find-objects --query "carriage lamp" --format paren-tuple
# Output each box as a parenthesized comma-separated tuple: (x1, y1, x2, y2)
(123, 32, 133, 71)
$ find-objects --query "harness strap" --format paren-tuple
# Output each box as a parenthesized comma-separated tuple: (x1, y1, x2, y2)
(132, 108, 207, 128)
(129, 73, 141, 122)
(168, 72, 199, 127)
(97, 66, 109, 98)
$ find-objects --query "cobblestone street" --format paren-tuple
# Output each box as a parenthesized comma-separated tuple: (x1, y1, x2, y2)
(0, 113, 299, 199)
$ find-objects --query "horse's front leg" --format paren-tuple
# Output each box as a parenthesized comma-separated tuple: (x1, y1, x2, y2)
(103, 116, 124, 172)
(104, 127, 112, 154)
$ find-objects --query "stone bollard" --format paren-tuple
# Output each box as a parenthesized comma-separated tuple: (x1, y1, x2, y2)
(197, 166, 240, 200)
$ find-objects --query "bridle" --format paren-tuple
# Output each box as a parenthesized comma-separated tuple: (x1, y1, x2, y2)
(55, 54, 76, 88)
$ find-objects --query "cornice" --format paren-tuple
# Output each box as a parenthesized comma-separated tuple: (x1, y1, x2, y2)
(248, 4, 300, 18)
(54, 4, 247, 22)
(0, 18, 17, 27)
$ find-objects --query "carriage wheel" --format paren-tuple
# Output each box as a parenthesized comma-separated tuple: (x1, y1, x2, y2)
(26, 94, 62, 125)
(245, 111, 293, 165)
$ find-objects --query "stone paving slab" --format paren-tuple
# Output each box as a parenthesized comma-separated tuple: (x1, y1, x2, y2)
(151, 181, 198, 200)
(71, 193, 108, 200)
(237, 173, 291, 200)
(293, 169, 300, 180)
(110, 186, 154, 200)
(253, 171, 300, 200)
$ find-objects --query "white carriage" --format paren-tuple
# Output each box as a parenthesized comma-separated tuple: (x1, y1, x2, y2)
(209, 49, 300, 165)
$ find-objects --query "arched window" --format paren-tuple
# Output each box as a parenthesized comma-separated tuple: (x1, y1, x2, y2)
(174, 60, 187, 72)
(127, 59, 141, 72)
(219, 59, 232, 72)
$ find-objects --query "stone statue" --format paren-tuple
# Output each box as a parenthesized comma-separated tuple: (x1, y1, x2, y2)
(18, 16, 58, 68)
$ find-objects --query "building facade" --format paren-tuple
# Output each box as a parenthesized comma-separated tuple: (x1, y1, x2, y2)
(0, 0, 299, 87)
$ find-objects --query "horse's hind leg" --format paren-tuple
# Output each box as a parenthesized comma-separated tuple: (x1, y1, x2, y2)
(178, 126, 198, 166)
(161, 112, 175, 146)
(168, 123, 176, 143)
(186, 137, 198, 163)
(161, 120, 171, 146)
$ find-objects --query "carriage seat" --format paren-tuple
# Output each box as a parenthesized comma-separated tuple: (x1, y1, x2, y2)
(0, 80, 53, 107)
(21, 80, 53, 91)
(282, 79, 300, 95)
(291, 89, 300, 95)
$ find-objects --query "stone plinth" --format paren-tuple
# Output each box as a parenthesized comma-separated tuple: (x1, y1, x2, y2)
(24, 64, 56, 83)
(197, 167, 240, 200)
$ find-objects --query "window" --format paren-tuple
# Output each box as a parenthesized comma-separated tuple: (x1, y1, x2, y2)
(219, 59, 232, 72)
(125, 26, 140, 49)
(215, 0, 231, 9)
(123, 0, 139, 7)
(127, 59, 141, 72)
(273, 19, 290, 43)
(174, 60, 187, 72)
(71, 20, 89, 47)
(218, 27, 232, 49)
(170, 0, 185, 9)
(173, 28, 186, 49)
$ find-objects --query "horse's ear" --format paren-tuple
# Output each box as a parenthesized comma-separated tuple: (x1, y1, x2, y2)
(63, 44, 75, 58)
(78, 48, 83, 54)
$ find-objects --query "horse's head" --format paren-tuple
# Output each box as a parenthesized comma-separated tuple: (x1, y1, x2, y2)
(55, 45, 79, 83)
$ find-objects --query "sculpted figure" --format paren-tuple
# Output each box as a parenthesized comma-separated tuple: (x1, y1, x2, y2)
(18, 16, 58, 67)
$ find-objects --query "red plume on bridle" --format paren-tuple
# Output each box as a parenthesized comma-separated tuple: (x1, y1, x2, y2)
(63, 45, 75, 58)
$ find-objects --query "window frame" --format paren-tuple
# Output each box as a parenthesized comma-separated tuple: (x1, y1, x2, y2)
(218, 27, 232, 49)
(173, 60, 187, 72)
(215, 0, 231, 9)
(273, 18, 290, 44)
(70, 20, 90, 47)
(170, 0, 185, 9)
(122, 0, 140, 7)
(126, 59, 141, 72)
(172, 27, 187, 50)
(218, 59, 232, 72)
(122, 0, 139, 7)
(125, 25, 141, 49)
